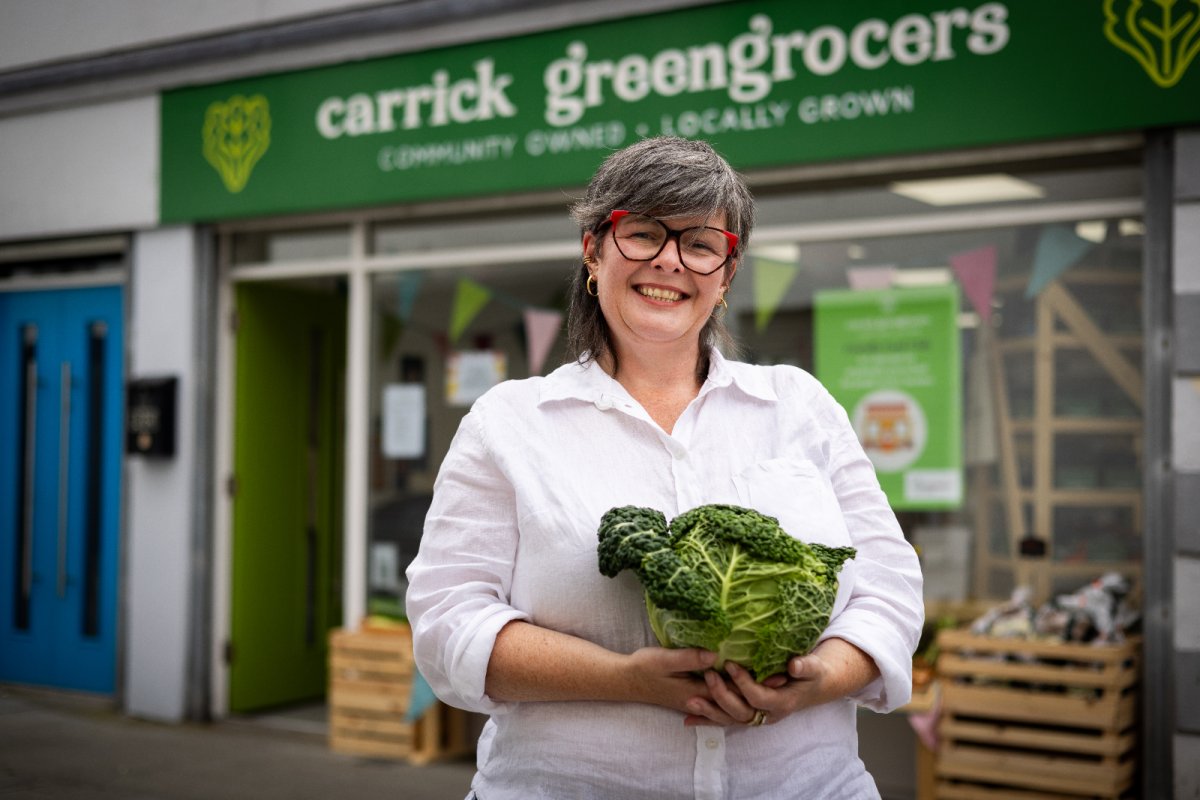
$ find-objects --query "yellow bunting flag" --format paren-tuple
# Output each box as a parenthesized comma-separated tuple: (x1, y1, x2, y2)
(754, 257, 800, 332)
(449, 279, 492, 343)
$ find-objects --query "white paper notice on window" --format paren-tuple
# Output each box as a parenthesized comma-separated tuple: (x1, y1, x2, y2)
(370, 541, 401, 591)
(382, 383, 425, 459)
(446, 350, 506, 406)
(904, 468, 962, 504)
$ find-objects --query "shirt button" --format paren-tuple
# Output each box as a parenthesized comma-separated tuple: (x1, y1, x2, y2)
(706, 738, 719, 750)
(594, 397, 613, 411)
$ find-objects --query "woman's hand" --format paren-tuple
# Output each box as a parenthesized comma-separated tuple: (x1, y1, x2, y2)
(623, 646, 720, 717)
(682, 638, 880, 727)
(486, 622, 721, 715)
(485, 621, 875, 728)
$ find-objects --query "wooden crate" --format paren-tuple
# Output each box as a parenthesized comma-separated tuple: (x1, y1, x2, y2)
(934, 630, 1139, 799)
(328, 626, 473, 764)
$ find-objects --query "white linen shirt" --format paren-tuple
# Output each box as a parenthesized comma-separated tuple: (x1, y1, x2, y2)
(406, 351, 924, 800)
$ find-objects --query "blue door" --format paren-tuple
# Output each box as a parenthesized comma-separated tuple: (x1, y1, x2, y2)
(0, 286, 124, 694)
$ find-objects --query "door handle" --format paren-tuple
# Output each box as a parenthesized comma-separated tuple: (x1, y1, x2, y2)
(19, 327, 38, 609)
(57, 361, 71, 598)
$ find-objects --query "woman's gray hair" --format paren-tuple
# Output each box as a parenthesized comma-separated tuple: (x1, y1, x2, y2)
(565, 136, 754, 379)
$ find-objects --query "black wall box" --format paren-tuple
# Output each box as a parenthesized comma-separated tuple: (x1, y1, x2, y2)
(126, 376, 178, 457)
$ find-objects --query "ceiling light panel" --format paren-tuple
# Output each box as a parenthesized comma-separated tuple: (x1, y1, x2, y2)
(890, 174, 1046, 206)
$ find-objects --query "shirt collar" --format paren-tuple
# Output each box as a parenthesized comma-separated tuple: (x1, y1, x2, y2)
(537, 349, 778, 406)
(537, 357, 616, 406)
(703, 349, 778, 402)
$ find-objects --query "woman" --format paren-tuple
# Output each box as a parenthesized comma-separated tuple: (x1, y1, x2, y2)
(406, 137, 923, 799)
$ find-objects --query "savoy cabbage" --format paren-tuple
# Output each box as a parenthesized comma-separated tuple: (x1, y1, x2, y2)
(597, 503, 855, 680)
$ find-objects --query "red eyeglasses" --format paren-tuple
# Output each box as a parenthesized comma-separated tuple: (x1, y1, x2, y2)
(600, 210, 738, 275)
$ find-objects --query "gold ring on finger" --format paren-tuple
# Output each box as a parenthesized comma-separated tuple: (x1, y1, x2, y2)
(747, 709, 768, 727)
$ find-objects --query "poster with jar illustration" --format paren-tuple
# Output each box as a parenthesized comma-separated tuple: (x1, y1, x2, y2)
(814, 284, 961, 510)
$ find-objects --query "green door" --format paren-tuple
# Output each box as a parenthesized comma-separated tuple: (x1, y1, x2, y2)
(230, 283, 345, 712)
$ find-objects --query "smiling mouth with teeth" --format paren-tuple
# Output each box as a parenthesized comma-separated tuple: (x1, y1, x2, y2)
(637, 286, 685, 302)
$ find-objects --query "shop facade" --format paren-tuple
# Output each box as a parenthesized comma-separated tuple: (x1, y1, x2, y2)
(1, 1, 1198, 796)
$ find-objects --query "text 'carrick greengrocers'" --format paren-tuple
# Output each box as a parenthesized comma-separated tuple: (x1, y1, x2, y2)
(313, 3, 1010, 138)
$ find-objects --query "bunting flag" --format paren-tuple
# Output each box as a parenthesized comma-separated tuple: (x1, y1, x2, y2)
(907, 696, 941, 751)
(449, 278, 492, 343)
(1026, 224, 1093, 298)
(395, 271, 424, 323)
(379, 313, 404, 360)
(754, 257, 800, 332)
(949, 244, 997, 322)
(963, 325, 998, 466)
(405, 667, 439, 723)
(523, 307, 563, 375)
(847, 265, 896, 291)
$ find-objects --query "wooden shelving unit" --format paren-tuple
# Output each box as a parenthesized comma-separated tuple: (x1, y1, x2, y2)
(328, 625, 474, 764)
(934, 630, 1140, 798)
(976, 271, 1143, 601)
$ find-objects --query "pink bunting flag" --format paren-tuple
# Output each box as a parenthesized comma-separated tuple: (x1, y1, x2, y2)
(949, 244, 997, 322)
(523, 308, 563, 375)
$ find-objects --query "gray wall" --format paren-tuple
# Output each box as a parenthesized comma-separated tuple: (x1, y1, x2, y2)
(0, 97, 158, 241)
(1174, 128, 1200, 800)
(125, 227, 203, 722)
(0, 0, 393, 72)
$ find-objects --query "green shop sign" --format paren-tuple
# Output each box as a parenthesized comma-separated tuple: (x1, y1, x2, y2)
(161, 0, 1200, 221)
(814, 285, 962, 510)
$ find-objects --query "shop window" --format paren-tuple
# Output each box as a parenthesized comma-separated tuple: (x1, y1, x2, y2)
(231, 226, 351, 264)
(728, 206, 1145, 605)
(372, 212, 576, 256)
(349, 160, 1144, 616)
(0, 236, 126, 281)
(753, 165, 1140, 227)
(364, 261, 572, 616)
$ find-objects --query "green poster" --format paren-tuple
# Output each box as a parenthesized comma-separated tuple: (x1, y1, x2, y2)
(815, 284, 961, 510)
(161, 0, 1200, 222)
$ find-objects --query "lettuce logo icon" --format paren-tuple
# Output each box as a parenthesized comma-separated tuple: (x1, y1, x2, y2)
(202, 94, 271, 193)
(1104, 0, 1200, 87)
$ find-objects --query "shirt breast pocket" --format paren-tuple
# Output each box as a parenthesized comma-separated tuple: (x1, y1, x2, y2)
(732, 458, 856, 621)
(732, 458, 850, 547)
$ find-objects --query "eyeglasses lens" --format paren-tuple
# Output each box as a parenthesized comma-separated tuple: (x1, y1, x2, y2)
(612, 213, 730, 274)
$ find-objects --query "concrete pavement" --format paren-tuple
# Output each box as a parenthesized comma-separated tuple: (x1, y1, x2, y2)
(0, 684, 927, 799)
(0, 685, 476, 799)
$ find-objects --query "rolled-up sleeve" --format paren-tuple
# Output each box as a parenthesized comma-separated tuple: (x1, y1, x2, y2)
(405, 407, 528, 715)
(814, 390, 924, 713)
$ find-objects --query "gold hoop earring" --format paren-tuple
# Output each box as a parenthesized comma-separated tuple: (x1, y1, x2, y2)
(586, 274, 598, 297)
(713, 296, 728, 319)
